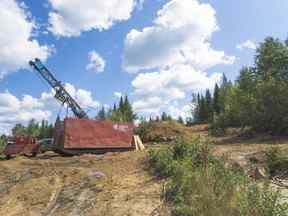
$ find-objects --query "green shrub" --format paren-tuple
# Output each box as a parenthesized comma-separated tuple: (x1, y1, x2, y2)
(237, 182, 288, 216)
(265, 147, 288, 176)
(149, 139, 288, 216)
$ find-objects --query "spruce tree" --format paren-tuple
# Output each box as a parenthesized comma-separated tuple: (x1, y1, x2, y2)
(97, 106, 106, 120)
(161, 112, 168, 121)
(178, 116, 184, 124)
(213, 84, 221, 114)
(205, 89, 212, 119)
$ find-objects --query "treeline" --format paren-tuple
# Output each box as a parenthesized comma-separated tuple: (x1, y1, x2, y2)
(11, 119, 54, 138)
(139, 112, 186, 125)
(194, 37, 288, 135)
(96, 95, 136, 122)
(193, 75, 230, 124)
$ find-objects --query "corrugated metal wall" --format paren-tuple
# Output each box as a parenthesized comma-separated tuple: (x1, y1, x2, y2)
(55, 118, 134, 150)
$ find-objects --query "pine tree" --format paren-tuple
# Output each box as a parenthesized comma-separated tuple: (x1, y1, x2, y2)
(123, 95, 135, 122)
(178, 116, 184, 124)
(213, 84, 221, 114)
(205, 89, 212, 120)
(113, 103, 117, 113)
(97, 106, 106, 120)
(161, 112, 168, 121)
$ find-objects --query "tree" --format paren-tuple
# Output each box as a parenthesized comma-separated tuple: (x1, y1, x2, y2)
(205, 89, 213, 120)
(213, 84, 221, 114)
(123, 95, 135, 122)
(210, 36, 288, 135)
(106, 96, 136, 123)
(161, 112, 168, 121)
(178, 116, 184, 124)
(12, 123, 26, 136)
(97, 106, 106, 120)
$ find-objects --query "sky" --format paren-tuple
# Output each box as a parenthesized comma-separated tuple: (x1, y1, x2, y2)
(0, 0, 288, 134)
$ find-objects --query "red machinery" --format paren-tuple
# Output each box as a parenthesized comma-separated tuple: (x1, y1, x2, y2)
(3, 136, 40, 159)
(28, 59, 136, 155)
(54, 118, 135, 155)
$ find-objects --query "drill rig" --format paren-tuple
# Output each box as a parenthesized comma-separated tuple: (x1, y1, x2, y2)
(29, 58, 88, 119)
(29, 59, 135, 155)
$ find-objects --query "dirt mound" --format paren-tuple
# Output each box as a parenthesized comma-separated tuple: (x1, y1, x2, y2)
(137, 121, 204, 143)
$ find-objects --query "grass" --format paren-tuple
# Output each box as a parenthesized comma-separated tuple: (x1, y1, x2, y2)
(148, 137, 288, 216)
(265, 147, 288, 176)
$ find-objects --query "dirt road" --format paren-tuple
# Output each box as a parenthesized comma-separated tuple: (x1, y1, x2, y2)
(0, 151, 166, 216)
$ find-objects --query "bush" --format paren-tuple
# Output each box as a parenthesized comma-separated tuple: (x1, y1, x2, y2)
(135, 121, 189, 143)
(149, 139, 288, 216)
(209, 114, 227, 136)
(265, 147, 288, 176)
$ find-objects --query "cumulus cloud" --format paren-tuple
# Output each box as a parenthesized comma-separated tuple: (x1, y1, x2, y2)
(0, 84, 100, 134)
(132, 64, 222, 114)
(124, 0, 233, 119)
(86, 51, 105, 73)
(0, 0, 51, 78)
(167, 104, 191, 120)
(48, 0, 141, 37)
(0, 91, 51, 134)
(237, 40, 257, 50)
(64, 83, 100, 109)
(123, 0, 234, 73)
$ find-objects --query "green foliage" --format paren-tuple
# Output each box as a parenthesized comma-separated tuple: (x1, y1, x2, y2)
(237, 182, 288, 216)
(97, 95, 136, 123)
(135, 120, 188, 143)
(11, 119, 54, 139)
(0, 135, 6, 152)
(148, 139, 288, 216)
(205, 37, 288, 135)
(265, 147, 288, 176)
(193, 90, 214, 123)
(96, 106, 106, 120)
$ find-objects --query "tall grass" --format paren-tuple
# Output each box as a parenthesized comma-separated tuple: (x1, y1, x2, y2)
(148, 138, 288, 216)
(264, 147, 288, 178)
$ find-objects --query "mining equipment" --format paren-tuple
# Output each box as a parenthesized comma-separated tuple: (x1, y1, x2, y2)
(28, 58, 137, 155)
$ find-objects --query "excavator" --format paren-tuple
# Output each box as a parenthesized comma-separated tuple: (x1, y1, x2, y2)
(4, 59, 139, 158)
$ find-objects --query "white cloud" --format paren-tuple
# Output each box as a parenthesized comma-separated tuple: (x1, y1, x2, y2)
(57, 83, 101, 109)
(237, 40, 257, 50)
(132, 64, 222, 113)
(48, 0, 141, 37)
(86, 51, 105, 73)
(0, 91, 51, 134)
(0, 0, 51, 78)
(114, 91, 123, 99)
(126, 0, 232, 118)
(123, 0, 234, 73)
(0, 84, 100, 134)
(167, 104, 191, 120)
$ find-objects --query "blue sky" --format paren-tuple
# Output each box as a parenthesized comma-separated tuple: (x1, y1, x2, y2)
(0, 0, 287, 133)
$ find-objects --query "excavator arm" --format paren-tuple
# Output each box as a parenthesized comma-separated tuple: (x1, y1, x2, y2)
(29, 58, 89, 119)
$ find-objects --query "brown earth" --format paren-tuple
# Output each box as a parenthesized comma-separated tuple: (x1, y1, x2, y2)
(1, 124, 288, 216)
(0, 151, 168, 216)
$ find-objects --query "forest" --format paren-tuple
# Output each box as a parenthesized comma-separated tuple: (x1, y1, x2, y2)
(193, 37, 288, 135)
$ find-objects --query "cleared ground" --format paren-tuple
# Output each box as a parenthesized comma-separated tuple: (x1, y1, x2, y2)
(0, 151, 167, 216)
(1, 125, 288, 216)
